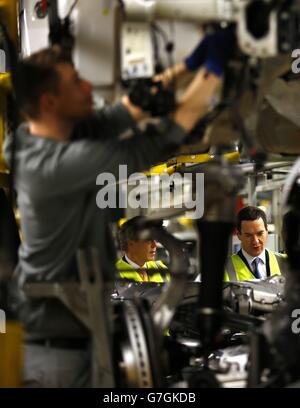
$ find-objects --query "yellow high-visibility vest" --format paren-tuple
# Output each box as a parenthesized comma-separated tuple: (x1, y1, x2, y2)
(224, 250, 287, 281)
(116, 258, 169, 282)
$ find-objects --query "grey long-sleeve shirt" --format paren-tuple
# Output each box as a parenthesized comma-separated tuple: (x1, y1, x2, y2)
(3, 103, 186, 335)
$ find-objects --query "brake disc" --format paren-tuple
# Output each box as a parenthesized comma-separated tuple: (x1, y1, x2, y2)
(113, 299, 165, 388)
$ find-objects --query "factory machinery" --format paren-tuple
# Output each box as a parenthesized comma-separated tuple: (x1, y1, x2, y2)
(1, 0, 300, 387)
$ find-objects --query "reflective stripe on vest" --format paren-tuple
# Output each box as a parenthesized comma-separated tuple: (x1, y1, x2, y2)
(224, 250, 283, 282)
(116, 258, 169, 282)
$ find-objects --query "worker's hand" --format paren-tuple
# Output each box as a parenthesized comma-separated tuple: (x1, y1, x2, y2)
(154, 27, 235, 88)
(185, 26, 235, 77)
(121, 94, 149, 122)
(173, 70, 221, 132)
(153, 61, 187, 88)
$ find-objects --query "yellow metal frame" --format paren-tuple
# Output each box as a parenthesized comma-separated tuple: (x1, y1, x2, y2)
(0, 0, 18, 179)
(146, 150, 240, 177)
(0, 8, 23, 385)
(0, 72, 11, 173)
(0, 0, 18, 45)
(0, 321, 24, 387)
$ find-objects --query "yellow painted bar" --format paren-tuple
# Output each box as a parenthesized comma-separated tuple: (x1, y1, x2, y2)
(0, 321, 24, 387)
(0, 73, 11, 173)
(0, 0, 18, 45)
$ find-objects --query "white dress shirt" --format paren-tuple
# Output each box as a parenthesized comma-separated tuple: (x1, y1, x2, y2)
(124, 254, 146, 270)
(241, 249, 267, 278)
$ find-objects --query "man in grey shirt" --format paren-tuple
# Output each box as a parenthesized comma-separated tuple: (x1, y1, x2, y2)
(3, 44, 223, 386)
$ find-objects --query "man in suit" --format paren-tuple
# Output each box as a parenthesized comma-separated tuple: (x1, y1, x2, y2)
(225, 206, 287, 281)
(116, 216, 168, 283)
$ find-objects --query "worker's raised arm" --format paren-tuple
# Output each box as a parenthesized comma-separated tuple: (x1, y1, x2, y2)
(154, 26, 235, 88)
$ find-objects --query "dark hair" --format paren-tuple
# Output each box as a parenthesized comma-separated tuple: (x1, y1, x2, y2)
(118, 216, 162, 251)
(118, 216, 145, 252)
(15, 46, 72, 119)
(237, 206, 268, 232)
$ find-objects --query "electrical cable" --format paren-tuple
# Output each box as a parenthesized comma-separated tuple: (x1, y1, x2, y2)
(151, 22, 176, 89)
(67, 0, 79, 18)
(150, 24, 162, 74)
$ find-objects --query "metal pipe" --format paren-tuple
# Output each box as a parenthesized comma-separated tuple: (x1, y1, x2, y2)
(122, 0, 234, 23)
(131, 217, 190, 331)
